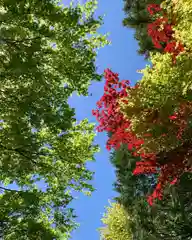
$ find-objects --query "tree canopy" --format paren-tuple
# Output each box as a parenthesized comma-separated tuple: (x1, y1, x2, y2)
(99, 201, 132, 240)
(0, 0, 108, 238)
(94, 0, 192, 239)
(123, 0, 163, 56)
(107, 145, 192, 239)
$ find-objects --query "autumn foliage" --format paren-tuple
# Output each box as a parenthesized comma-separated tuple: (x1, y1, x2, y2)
(93, 2, 192, 205)
(147, 4, 184, 63)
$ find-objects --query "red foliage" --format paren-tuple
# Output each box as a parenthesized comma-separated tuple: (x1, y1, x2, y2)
(92, 69, 145, 152)
(147, 4, 185, 63)
(164, 41, 185, 64)
(169, 102, 192, 139)
(147, 17, 173, 49)
(92, 69, 130, 134)
(147, 4, 162, 16)
(93, 4, 190, 206)
(133, 160, 158, 175)
(169, 115, 177, 120)
(92, 69, 192, 206)
(148, 183, 163, 205)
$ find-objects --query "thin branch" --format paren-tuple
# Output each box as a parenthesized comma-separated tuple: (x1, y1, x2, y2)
(0, 186, 21, 193)
(0, 143, 47, 168)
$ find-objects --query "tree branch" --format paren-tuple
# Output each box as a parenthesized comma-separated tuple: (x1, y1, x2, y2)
(0, 186, 21, 193)
(0, 143, 47, 167)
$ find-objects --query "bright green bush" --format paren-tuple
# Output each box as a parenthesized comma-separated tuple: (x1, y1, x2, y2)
(99, 202, 132, 240)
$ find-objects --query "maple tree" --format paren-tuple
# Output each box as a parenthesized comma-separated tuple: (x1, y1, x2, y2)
(93, 0, 192, 205)
(147, 3, 185, 64)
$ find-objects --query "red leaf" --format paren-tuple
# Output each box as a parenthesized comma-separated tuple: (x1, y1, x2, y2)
(169, 115, 177, 120)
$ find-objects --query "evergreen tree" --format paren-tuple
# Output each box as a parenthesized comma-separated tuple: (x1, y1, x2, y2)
(110, 145, 158, 239)
(110, 145, 192, 239)
(123, 0, 163, 57)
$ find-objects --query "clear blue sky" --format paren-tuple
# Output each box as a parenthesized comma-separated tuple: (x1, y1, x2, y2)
(67, 0, 147, 239)
(6, 0, 147, 239)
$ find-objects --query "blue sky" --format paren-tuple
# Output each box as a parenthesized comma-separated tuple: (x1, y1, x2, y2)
(4, 0, 147, 239)
(67, 0, 147, 239)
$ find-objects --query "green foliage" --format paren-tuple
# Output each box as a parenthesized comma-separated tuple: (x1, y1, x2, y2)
(99, 201, 132, 240)
(109, 1, 192, 239)
(119, 48, 192, 153)
(121, 0, 192, 132)
(119, 0, 192, 154)
(110, 144, 155, 204)
(151, 173, 192, 240)
(109, 146, 192, 240)
(0, 0, 108, 238)
(0, 119, 99, 239)
(109, 145, 158, 240)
